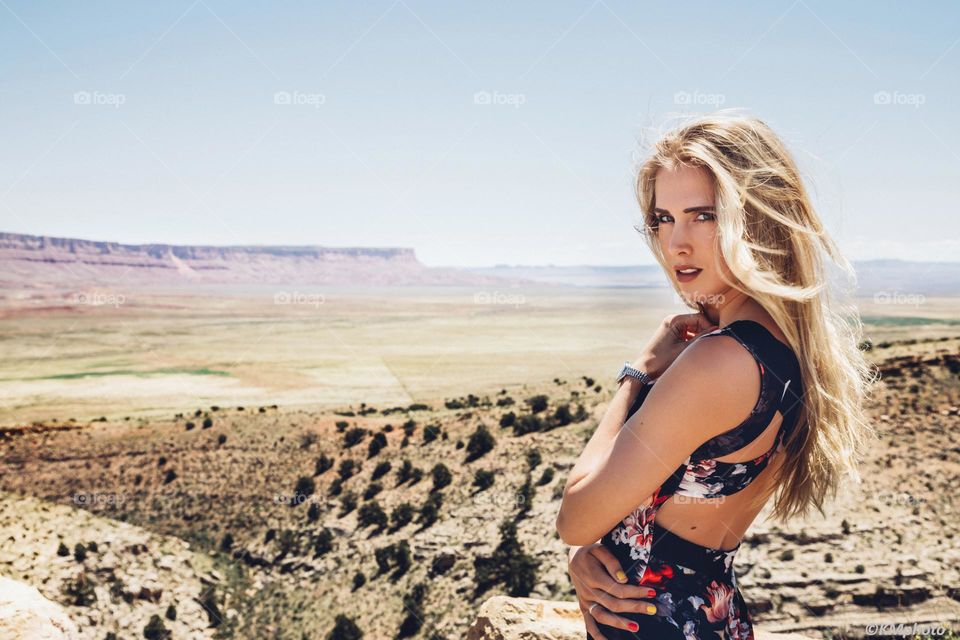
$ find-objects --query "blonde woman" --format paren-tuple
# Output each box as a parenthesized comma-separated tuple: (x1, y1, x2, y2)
(556, 112, 877, 639)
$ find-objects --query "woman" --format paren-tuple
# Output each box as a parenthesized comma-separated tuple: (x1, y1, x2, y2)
(555, 112, 878, 639)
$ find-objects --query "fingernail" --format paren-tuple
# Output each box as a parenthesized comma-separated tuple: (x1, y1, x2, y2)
(616, 570, 627, 583)
(646, 604, 657, 615)
(647, 589, 656, 597)
(628, 622, 639, 632)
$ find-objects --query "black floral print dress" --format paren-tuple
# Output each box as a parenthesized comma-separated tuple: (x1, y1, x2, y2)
(587, 320, 804, 640)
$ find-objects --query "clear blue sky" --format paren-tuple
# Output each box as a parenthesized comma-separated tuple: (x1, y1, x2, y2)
(1, 1, 957, 266)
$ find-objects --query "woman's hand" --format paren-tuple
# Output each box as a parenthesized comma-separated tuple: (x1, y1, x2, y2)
(568, 543, 659, 639)
(633, 311, 719, 378)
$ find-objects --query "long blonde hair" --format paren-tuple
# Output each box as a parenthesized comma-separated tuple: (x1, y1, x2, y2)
(634, 110, 879, 521)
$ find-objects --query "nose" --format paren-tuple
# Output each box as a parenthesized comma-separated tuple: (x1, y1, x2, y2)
(667, 219, 692, 256)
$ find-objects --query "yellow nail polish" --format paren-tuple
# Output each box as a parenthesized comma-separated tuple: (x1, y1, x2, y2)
(647, 604, 657, 614)
(616, 570, 627, 582)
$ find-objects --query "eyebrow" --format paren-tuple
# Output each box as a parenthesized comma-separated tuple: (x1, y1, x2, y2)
(652, 205, 716, 214)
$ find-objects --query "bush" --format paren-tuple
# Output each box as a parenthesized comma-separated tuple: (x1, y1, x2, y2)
(473, 519, 540, 598)
(398, 582, 426, 637)
(352, 571, 366, 591)
(314, 529, 333, 557)
(185, 421, 195, 431)
(363, 482, 382, 500)
(328, 477, 343, 496)
(162, 469, 177, 484)
(525, 394, 548, 414)
(390, 502, 415, 530)
(372, 460, 391, 481)
(422, 423, 442, 444)
(513, 414, 544, 436)
(220, 532, 234, 552)
(339, 491, 357, 516)
(538, 467, 555, 486)
(294, 476, 316, 503)
(367, 432, 387, 458)
(473, 469, 495, 491)
(375, 545, 394, 574)
(395, 459, 413, 485)
(57, 542, 69, 557)
(552, 404, 573, 427)
(516, 473, 535, 519)
(143, 614, 170, 639)
(202, 417, 213, 429)
(62, 573, 97, 606)
(525, 449, 542, 470)
(315, 453, 334, 475)
(165, 604, 177, 621)
(393, 540, 412, 576)
(338, 459, 357, 480)
(466, 424, 496, 462)
(307, 502, 321, 522)
(418, 493, 443, 528)
(217, 434, 227, 445)
(328, 615, 362, 640)
(431, 463, 452, 492)
(499, 412, 516, 428)
(344, 427, 367, 448)
(358, 501, 388, 530)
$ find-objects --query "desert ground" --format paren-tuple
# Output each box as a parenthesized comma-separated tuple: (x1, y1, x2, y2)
(1, 286, 958, 639)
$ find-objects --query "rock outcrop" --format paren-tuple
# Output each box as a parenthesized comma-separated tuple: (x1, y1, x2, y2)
(0, 577, 79, 639)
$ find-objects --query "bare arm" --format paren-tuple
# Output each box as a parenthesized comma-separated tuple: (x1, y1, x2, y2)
(564, 376, 647, 493)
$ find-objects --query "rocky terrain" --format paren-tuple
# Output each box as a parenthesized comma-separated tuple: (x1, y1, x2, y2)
(0, 335, 958, 639)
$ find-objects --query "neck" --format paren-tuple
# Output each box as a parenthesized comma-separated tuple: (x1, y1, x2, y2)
(699, 289, 755, 327)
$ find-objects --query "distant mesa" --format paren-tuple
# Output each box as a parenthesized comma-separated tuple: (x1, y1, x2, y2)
(0, 232, 523, 288)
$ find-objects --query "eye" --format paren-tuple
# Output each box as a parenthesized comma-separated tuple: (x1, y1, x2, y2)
(656, 213, 674, 224)
(696, 212, 716, 222)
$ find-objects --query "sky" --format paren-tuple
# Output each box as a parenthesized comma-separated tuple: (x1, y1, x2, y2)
(1, 1, 957, 267)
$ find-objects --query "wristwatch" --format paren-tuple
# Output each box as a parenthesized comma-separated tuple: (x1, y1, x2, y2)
(615, 361, 652, 386)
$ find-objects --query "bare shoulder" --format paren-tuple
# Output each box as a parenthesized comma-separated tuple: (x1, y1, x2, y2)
(647, 334, 762, 438)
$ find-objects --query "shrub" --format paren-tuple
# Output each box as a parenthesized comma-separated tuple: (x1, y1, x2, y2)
(367, 432, 387, 458)
(473, 469, 495, 491)
(352, 571, 366, 591)
(143, 614, 170, 639)
(185, 421, 195, 431)
(165, 604, 177, 621)
(525, 394, 548, 413)
(516, 473, 535, 519)
(314, 529, 333, 556)
(474, 518, 540, 597)
(422, 424, 442, 444)
(62, 573, 97, 606)
(338, 459, 357, 480)
(431, 463, 452, 492)
(395, 459, 413, 485)
(217, 434, 227, 445)
(73, 543, 87, 562)
(358, 501, 388, 530)
(393, 540, 412, 576)
(466, 424, 496, 462)
(513, 414, 543, 436)
(219, 532, 234, 552)
(390, 502, 415, 530)
(398, 581, 426, 637)
(499, 411, 516, 428)
(538, 467, 555, 486)
(294, 476, 316, 502)
(344, 427, 367, 448)
(526, 449, 541, 470)
(363, 482, 382, 500)
(57, 542, 69, 557)
(339, 491, 357, 516)
(202, 417, 213, 429)
(372, 460, 391, 481)
(315, 453, 334, 475)
(418, 493, 442, 527)
(162, 469, 177, 484)
(307, 502, 321, 522)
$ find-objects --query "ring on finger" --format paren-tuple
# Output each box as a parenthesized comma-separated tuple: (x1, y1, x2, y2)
(589, 602, 599, 616)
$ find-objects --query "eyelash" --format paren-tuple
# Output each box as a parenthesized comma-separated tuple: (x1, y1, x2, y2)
(654, 212, 716, 224)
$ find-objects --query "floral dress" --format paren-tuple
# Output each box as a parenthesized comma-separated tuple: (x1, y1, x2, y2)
(587, 320, 804, 640)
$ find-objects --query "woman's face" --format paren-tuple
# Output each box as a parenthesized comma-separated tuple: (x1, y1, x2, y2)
(652, 164, 735, 308)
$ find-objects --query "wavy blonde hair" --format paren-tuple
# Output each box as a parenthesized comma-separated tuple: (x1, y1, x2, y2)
(634, 110, 880, 521)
